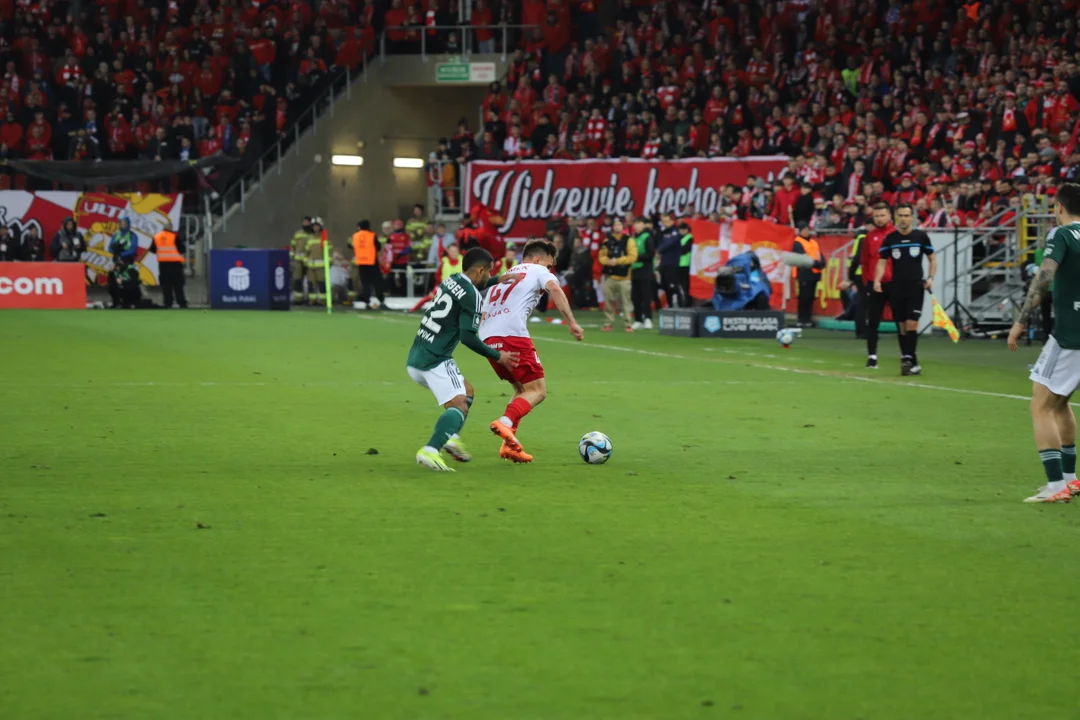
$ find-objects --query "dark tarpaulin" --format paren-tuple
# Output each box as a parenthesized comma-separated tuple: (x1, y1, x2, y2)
(0, 155, 241, 187)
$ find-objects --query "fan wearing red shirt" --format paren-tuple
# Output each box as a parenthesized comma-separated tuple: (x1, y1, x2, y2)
(55, 55, 83, 89)
(845, 203, 896, 368)
(384, 0, 408, 42)
(772, 175, 801, 226)
(471, 0, 494, 53)
(106, 109, 132, 158)
(584, 108, 606, 154)
(512, 76, 536, 117)
(248, 27, 276, 80)
(0, 112, 23, 153)
(24, 123, 51, 160)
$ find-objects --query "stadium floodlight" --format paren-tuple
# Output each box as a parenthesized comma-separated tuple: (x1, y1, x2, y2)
(393, 157, 425, 169)
(331, 155, 364, 166)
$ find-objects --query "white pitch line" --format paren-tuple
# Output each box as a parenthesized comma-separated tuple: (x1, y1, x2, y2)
(358, 312, 1050, 405)
(533, 333, 1051, 405)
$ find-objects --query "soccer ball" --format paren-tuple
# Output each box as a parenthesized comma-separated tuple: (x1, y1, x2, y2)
(776, 328, 797, 348)
(579, 431, 613, 464)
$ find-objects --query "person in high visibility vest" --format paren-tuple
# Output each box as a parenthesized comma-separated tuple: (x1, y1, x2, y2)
(153, 227, 188, 308)
(405, 204, 431, 263)
(838, 229, 865, 335)
(349, 219, 384, 309)
(290, 216, 315, 304)
(791, 224, 824, 327)
(306, 217, 327, 304)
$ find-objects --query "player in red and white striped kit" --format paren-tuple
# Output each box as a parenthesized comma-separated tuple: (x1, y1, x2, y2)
(480, 238, 584, 462)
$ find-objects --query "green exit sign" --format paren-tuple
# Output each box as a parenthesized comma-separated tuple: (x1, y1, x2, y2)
(435, 57, 470, 83)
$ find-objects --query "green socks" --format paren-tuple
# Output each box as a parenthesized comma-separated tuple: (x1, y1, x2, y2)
(1063, 445, 1077, 477)
(1039, 448, 1064, 484)
(428, 407, 466, 451)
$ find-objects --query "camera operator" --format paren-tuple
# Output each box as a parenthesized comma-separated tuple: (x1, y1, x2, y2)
(108, 218, 142, 308)
(50, 217, 86, 262)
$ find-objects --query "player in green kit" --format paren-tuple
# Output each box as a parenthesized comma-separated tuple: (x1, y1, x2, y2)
(1009, 183, 1080, 503)
(407, 247, 519, 471)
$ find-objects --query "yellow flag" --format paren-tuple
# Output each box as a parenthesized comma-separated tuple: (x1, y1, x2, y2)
(931, 296, 960, 342)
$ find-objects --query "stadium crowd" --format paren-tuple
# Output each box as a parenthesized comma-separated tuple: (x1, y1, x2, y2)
(429, 0, 1080, 228)
(0, 0, 374, 194)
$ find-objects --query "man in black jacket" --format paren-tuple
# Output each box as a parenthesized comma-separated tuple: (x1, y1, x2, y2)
(51, 218, 86, 262)
(21, 226, 46, 261)
(0, 226, 16, 261)
(629, 217, 656, 329)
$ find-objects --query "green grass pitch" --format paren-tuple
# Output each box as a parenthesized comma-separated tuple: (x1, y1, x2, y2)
(4, 308, 1080, 719)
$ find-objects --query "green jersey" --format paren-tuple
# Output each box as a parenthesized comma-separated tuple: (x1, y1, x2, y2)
(1044, 222, 1080, 349)
(406, 273, 501, 370)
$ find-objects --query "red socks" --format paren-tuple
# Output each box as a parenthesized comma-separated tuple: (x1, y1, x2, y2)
(504, 397, 533, 428)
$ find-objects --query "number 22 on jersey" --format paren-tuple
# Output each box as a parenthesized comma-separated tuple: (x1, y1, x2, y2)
(421, 288, 453, 334)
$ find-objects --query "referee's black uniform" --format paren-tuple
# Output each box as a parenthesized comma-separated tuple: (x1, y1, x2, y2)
(878, 228, 934, 373)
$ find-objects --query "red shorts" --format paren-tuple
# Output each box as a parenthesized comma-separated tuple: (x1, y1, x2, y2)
(484, 335, 544, 384)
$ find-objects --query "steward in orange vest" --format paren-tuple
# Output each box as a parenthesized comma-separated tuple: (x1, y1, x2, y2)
(791, 226, 824, 327)
(349, 219, 385, 309)
(153, 229, 187, 309)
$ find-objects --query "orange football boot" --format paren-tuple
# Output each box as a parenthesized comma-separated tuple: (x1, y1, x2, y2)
(499, 442, 533, 463)
(490, 419, 523, 451)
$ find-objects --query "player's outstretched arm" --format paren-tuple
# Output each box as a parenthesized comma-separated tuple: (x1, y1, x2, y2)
(1009, 258, 1059, 351)
(459, 309, 519, 367)
(545, 279, 584, 341)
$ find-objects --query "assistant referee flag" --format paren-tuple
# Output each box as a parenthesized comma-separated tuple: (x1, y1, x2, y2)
(932, 296, 960, 342)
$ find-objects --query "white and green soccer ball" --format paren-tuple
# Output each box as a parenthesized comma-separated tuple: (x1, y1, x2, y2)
(579, 431, 613, 464)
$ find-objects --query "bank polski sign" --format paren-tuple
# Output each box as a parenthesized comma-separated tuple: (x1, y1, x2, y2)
(210, 249, 290, 310)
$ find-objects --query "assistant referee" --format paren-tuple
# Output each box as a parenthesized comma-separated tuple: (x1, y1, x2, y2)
(874, 204, 936, 376)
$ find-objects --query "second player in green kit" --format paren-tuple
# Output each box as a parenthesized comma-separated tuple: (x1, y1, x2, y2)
(1008, 183, 1080, 503)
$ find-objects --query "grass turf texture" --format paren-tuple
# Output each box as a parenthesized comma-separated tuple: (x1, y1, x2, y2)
(3, 309, 1080, 720)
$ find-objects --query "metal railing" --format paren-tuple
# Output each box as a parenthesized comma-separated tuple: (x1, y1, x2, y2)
(391, 266, 437, 297)
(211, 57, 367, 234)
(426, 159, 462, 219)
(179, 213, 205, 276)
(380, 24, 538, 63)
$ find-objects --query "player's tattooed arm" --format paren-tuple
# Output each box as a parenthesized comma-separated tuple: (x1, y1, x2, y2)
(1016, 258, 1059, 327)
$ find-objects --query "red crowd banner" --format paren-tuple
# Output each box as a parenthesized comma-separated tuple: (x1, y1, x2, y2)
(463, 157, 790, 240)
(0, 262, 87, 309)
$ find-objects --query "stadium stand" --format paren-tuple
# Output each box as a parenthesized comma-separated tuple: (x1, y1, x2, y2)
(422, 0, 1080, 228)
(0, 0, 374, 200)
